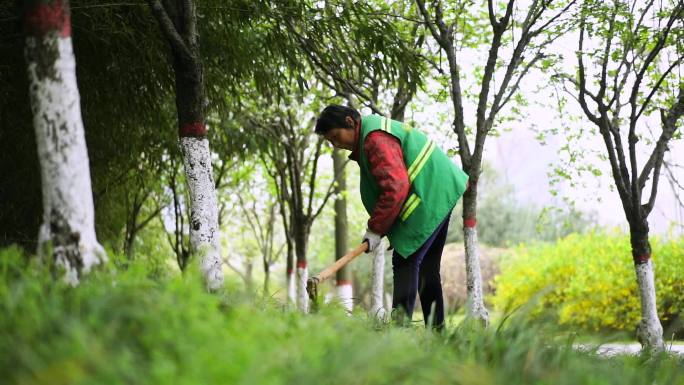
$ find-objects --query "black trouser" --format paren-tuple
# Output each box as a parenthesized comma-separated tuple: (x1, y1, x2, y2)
(391, 214, 449, 329)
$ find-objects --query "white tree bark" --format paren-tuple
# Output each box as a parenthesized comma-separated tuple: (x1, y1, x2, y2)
(179, 137, 224, 290)
(296, 263, 309, 313)
(25, 20, 105, 285)
(287, 269, 296, 305)
(336, 282, 353, 313)
(370, 240, 387, 320)
(635, 260, 664, 352)
(464, 226, 489, 326)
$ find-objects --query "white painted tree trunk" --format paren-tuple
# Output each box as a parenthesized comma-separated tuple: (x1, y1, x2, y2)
(464, 226, 489, 326)
(287, 269, 296, 305)
(634, 260, 664, 352)
(179, 137, 224, 290)
(296, 263, 309, 313)
(25, 14, 105, 285)
(336, 282, 353, 313)
(370, 240, 387, 320)
(384, 292, 393, 312)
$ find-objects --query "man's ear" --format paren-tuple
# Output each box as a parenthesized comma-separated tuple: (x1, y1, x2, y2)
(345, 116, 355, 128)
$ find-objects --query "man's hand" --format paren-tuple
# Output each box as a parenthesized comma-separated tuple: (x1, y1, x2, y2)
(362, 229, 382, 253)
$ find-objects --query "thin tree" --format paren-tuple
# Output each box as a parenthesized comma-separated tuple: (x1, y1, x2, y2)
(333, 147, 353, 311)
(122, 163, 166, 260)
(416, 0, 575, 325)
(234, 186, 284, 296)
(163, 157, 191, 271)
(149, 0, 223, 289)
(562, 0, 684, 351)
(21, 0, 106, 284)
(250, 103, 340, 313)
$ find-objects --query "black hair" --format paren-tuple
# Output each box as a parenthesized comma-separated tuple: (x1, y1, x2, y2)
(314, 105, 360, 135)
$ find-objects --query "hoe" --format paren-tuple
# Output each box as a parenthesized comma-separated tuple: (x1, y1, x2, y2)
(306, 242, 368, 311)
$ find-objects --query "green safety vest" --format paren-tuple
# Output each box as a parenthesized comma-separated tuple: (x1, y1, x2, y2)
(358, 114, 469, 258)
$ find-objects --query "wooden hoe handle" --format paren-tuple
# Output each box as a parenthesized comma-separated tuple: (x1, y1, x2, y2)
(306, 242, 368, 306)
(313, 242, 368, 283)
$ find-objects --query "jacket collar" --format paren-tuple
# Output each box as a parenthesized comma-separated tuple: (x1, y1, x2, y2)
(348, 123, 361, 162)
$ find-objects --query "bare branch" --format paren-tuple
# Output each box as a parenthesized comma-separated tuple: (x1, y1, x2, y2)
(133, 204, 165, 234)
(487, 0, 498, 27)
(417, 0, 470, 165)
(529, 0, 577, 37)
(629, 3, 683, 213)
(628, 2, 683, 124)
(598, 5, 618, 102)
(577, 18, 602, 126)
(282, 18, 385, 115)
(149, 0, 193, 62)
(634, 55, 684, 122)
(311, 158, 351, 222)
(608, 0, 654, 110)
(415, 0, 444, 45)
(495, 52, 545, 114)
(306, 137, 324, 218)
(641, 86, 684, 214)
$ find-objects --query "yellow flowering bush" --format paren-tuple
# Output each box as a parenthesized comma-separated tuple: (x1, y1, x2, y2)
(491, 231, 684, 333)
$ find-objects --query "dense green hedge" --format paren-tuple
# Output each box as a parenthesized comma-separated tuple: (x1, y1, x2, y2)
(492, 232, 684, 335)
(1, 246, 683, 384)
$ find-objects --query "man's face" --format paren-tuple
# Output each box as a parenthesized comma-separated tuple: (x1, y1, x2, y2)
(323, 127, 356, 151)
(322, 116, 358, 151)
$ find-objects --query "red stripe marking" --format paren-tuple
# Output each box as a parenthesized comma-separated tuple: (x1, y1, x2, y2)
(296, 261, 307, 269)
(286, 268, 293, 275)
(464, 217, 477, 228)
(179, 122, 207, 137)
(336, 279, 352, 286)
(634, 254, 651, 264)
(24, 0, 71, 38)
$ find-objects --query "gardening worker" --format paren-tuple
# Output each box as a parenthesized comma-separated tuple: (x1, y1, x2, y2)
(315, 105, 469, 329)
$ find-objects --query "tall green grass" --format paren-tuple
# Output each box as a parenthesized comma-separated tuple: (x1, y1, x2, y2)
(1, 246, 682, 385)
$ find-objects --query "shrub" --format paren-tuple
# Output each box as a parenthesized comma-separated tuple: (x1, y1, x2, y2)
(492, 231, 684, 335)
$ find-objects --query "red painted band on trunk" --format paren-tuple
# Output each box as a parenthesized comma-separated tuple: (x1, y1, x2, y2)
(23, 0, 71, 38)
(179, 122, 207, 137)
(634, 254, 651, 264)
(336, 279, 352, 286)
(296, 261, 307, 269)
(464, 217, 477, 228)
(286, 268, 293, 275)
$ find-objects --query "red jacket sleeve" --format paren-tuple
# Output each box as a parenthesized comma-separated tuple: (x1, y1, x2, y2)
(364, 131, 410, 235)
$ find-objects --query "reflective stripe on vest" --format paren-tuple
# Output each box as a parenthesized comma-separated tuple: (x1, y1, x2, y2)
(380, 116, 436, 222)
(407, 140, 435, 182)
(381, 116, 392, 132)
(399, 193, 421, 222)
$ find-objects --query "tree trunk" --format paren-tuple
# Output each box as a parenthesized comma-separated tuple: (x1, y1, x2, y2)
(629, 220, 664, 352)
(124, 229, 136, 260)
(23, 0, 106, 285)
(263, 261, 270, 295)
(285, 237, 295, 305)
(370, 240, 387, 320)
(294, 224, 309, 313)
(244, 257, 253, 292)
(462, 182, 489, 326)
(333, 148, 353, 312)
(149, 0, 223, 289)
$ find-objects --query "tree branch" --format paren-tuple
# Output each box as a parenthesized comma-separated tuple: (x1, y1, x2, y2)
(642, 86, 684, 215)
(149, 0, 193, 62)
